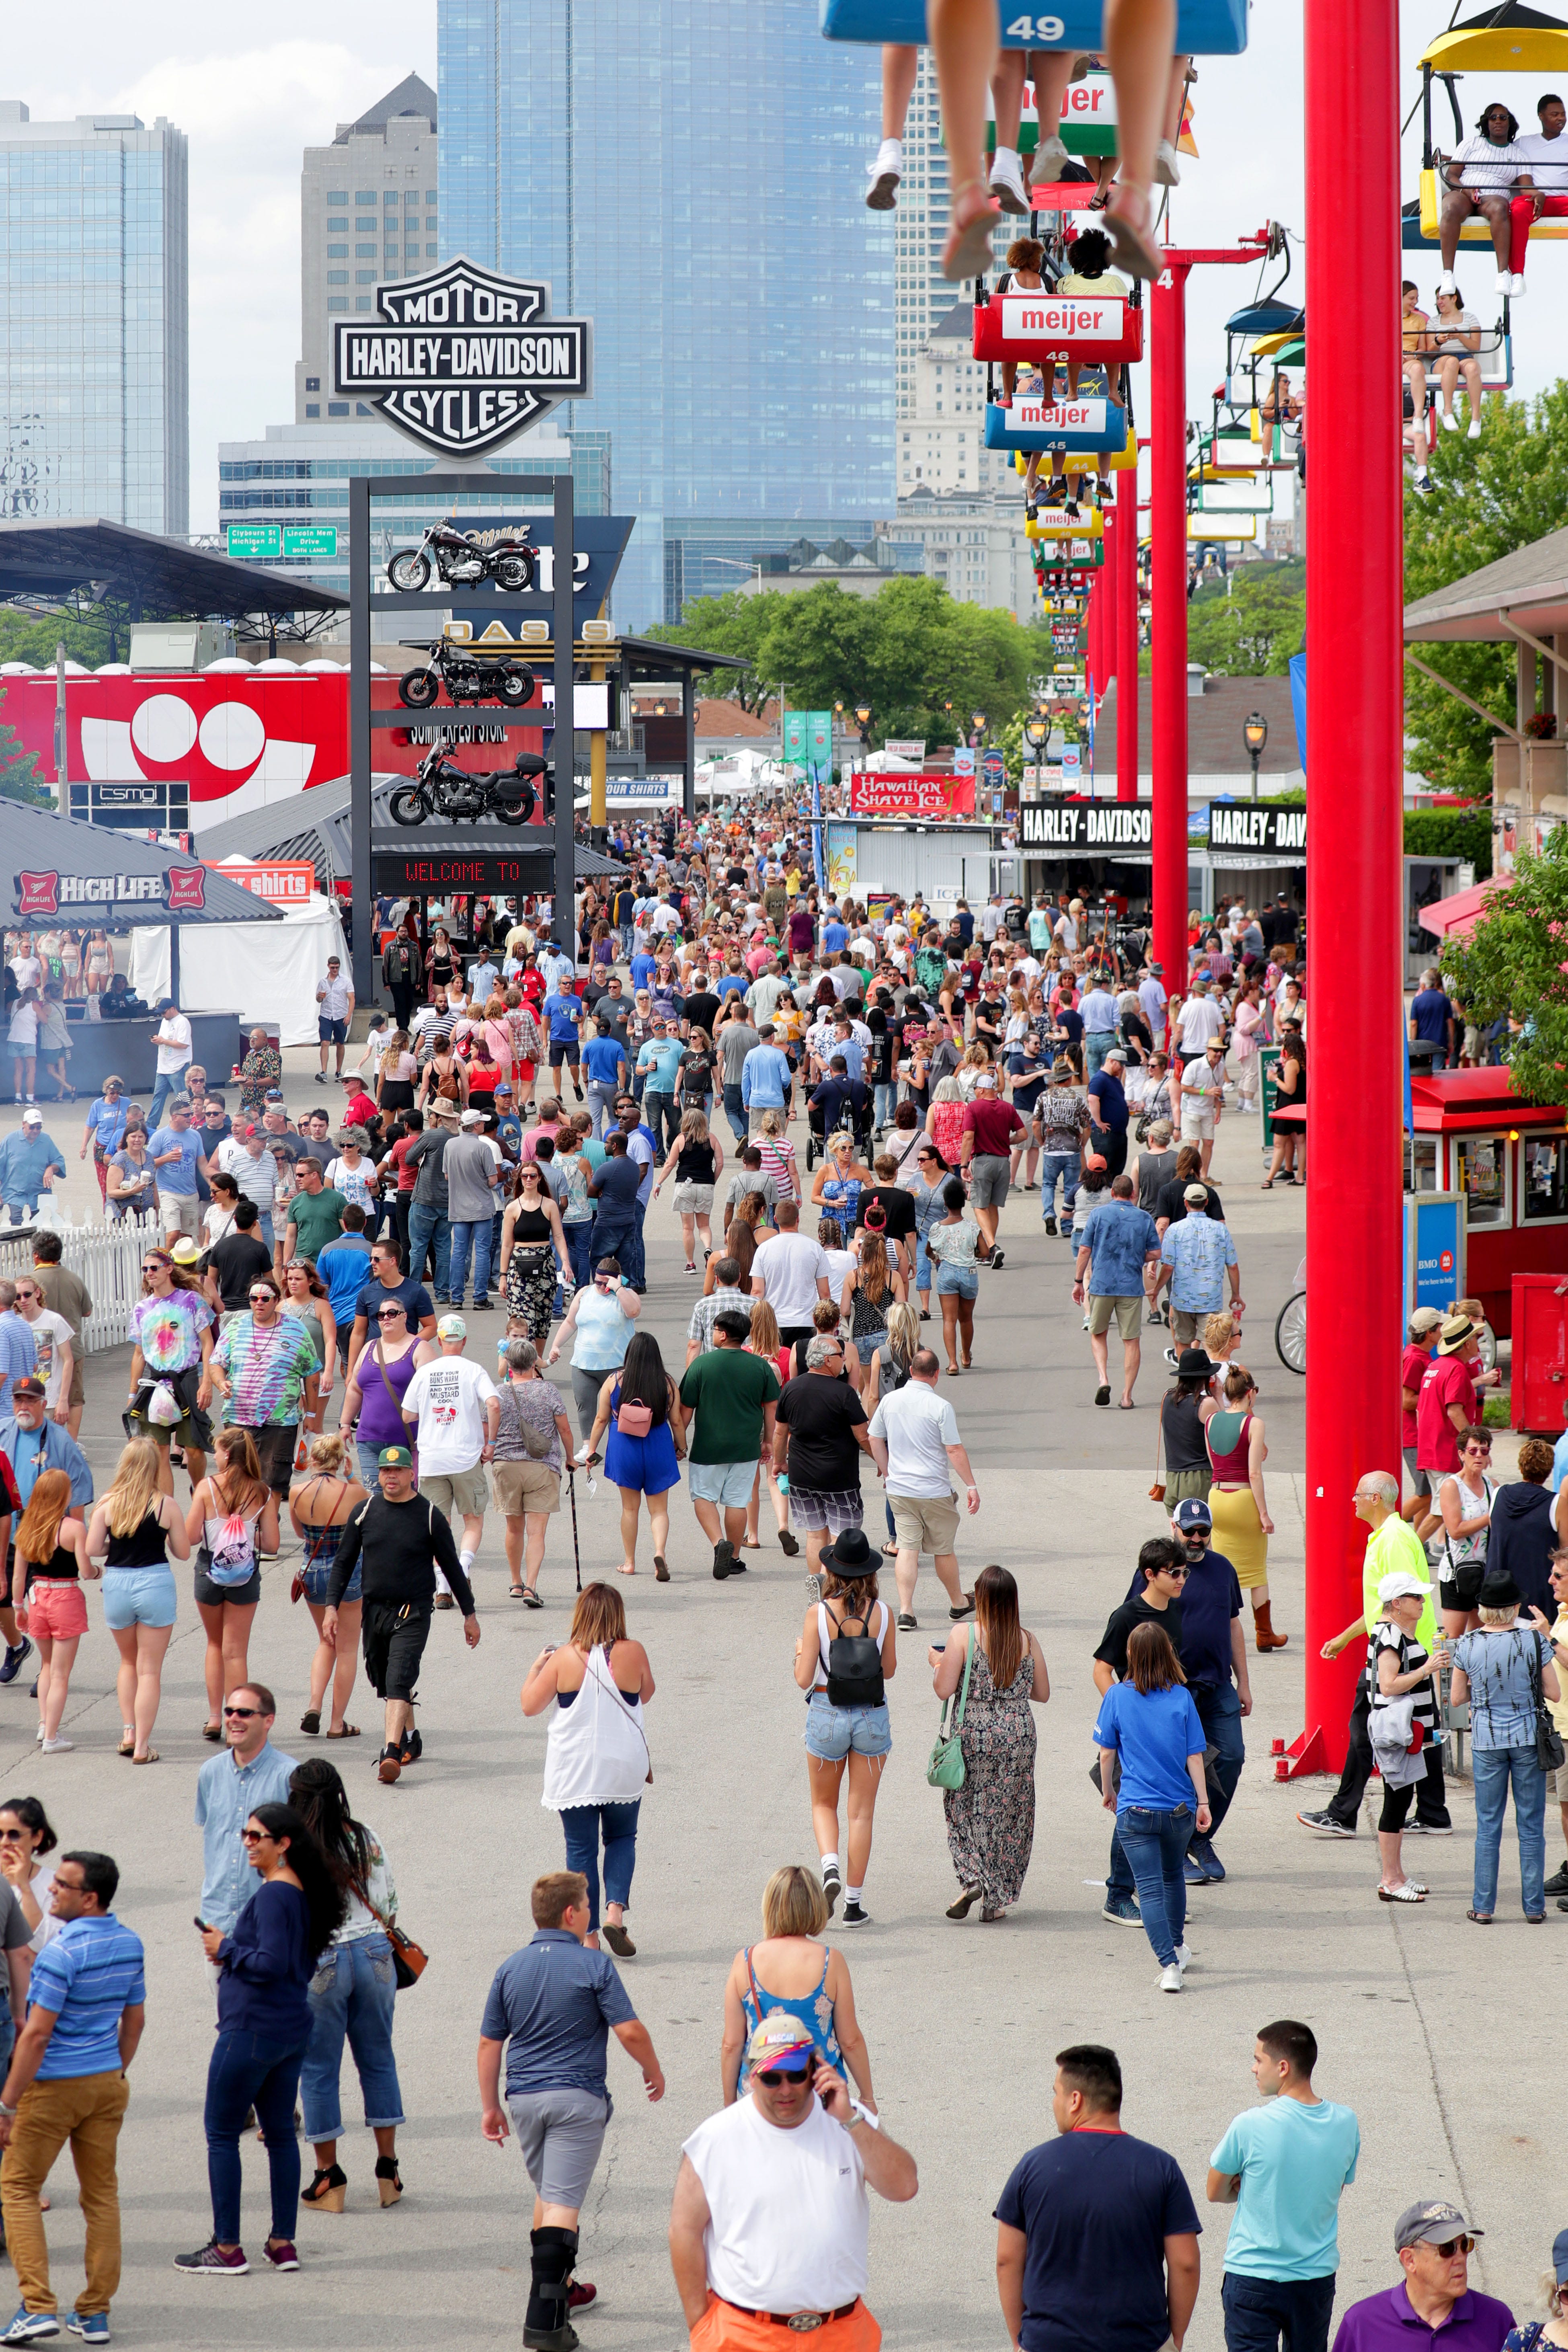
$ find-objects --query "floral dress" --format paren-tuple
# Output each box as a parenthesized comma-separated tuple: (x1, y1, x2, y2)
(737, 1944, 844, 2092)
(943, 1640, 1037, 1911)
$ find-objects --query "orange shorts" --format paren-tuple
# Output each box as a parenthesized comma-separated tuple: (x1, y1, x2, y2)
(692, 2296, 880, 2352)
(22, 1581, 89, 1641)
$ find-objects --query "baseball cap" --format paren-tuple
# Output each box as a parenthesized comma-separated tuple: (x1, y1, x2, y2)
(376, 1444, 413, 1469)
(21, 1108, 41, 1127)
(495, 1082, 514, 1097)
(745, 2012, 817, 2070)
(1173, 1497, 1213, 1532)
(1377, 1567, 1432, 1606)
(1409, 1307, 1445, 1335)
(263, 1088, 284, 1103)
(10, 1377, 45, 1401)
(1553, 2228, 1568, 2288)
(1394, 2202, 1480, 2252)
(460, 1108, 485, 1127)
(1183, 1182, 1210, 1206)
(437, 1312, 467, 1340)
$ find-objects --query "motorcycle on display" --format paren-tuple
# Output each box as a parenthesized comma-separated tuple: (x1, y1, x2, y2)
(385, 521, 537, 593)
(387, 733, 550, 829)
(397, 639, 537, 709)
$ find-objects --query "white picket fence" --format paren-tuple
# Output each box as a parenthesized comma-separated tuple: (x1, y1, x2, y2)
(0, 1212, 157, 1354)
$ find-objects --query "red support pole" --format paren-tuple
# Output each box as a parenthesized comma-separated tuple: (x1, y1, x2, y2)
(1116, 482, 1140, 805)
(1292, 0, 1405, 1775)
(1150, 261, 1190, 991)
(1087, 560, 1104, 706)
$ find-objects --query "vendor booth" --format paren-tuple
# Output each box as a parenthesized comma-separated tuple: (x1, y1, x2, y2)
(5, 804, 279, 1100)
(1406, 1067, 1568, 1339)
(129, 880, 348, 1048)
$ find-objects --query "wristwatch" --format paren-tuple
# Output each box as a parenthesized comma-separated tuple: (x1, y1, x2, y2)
(847, 2098, 880, 2132)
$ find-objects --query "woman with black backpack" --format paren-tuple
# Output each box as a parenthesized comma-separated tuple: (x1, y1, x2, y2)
(792, 1528, 897, 1928)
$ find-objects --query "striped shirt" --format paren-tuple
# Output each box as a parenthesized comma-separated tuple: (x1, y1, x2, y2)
(29, 1913, 146, 2079)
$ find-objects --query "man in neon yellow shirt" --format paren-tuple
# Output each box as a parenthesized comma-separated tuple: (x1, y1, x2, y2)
(1296, 1471, 1452, 1837)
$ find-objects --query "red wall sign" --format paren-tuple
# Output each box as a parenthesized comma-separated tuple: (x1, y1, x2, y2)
(848, 771, 977, 817)
(13, 865, 207, 917)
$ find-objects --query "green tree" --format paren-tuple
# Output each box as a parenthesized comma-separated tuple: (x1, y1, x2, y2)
(1439, 825, 1568, 1102)
(640, 591, 781, 713)
(1402, 384, 1568, 795)
(759, 579, 1034, 748)
(1183, 559, 1305, 675)
(0, 684, 43, 807)
(0, 611, 117, 669)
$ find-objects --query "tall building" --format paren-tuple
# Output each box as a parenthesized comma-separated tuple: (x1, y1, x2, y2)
(884, 486, 1041, 623)
(296, 73, 439, 424)
(0, 101, 188, 534)
(437, 0, 893, 630)
(894, 52, 956, 423)
(899, 302, 1007, 499)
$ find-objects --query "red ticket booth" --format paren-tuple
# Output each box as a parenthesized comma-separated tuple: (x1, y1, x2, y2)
(1407, 1069, 1568, 1343)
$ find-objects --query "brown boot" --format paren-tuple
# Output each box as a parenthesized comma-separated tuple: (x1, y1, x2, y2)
(1253, 1598, 1289, 1651)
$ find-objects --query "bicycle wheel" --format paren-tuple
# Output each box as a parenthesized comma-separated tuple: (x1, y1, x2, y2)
(1275, 1289, 1306, 1375)
(1476, 1320, 1498, 1375)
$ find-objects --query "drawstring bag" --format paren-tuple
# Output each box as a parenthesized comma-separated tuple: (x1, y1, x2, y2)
(146, 1380, 183, 1427)
(928, 1632, 976, 1790)
(205, 1512, 255, 1590)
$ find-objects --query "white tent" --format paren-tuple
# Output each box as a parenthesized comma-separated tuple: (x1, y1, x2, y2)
(130, 891, 350, 1047)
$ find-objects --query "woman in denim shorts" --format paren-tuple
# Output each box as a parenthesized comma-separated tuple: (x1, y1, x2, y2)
(87, 1436, 192, 1763)
(289, 1434, 369, 1741)
(792, 1529, 896, 1930)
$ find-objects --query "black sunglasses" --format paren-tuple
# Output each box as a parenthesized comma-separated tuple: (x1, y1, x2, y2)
(377, 1307, 406, 1320)
(755, 2065, 813, 2087)
(224, 1705, 261, 1719)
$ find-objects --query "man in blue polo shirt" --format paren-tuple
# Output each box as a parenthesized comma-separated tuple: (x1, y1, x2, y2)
(477, 1870, 665, 2350)
(1165, 1496, 1251, 1885)
(541, 986, 586, 1104)
(0, 1849, 145, 2342)
(147, 1097, 206, 1246)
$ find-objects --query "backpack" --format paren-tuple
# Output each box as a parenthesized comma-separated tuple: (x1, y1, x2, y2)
(825, 1601, 885, 1708)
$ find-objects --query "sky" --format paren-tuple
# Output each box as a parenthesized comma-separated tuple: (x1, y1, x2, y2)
(6, 1, 1567, 536)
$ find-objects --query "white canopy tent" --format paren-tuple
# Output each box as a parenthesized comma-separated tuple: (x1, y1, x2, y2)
(130, 890, 350, 1047)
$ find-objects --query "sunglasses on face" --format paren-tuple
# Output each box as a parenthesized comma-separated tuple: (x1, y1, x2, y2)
(755, 2065, 813, 2088)
(1424, 2238, 1476, 2258)
(1159, 1566, 1190, 1581)
(239, 1829, 272, 1846)
(378, 1307, 405, 1321)
(224, 1705, 261, 1720)
(0, 1829, 30, 1843)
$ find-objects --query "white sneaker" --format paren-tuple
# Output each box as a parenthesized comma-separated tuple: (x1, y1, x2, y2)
(1467, 417, 1483, 439)
(34, 1727, 43, 1746)
(1495, 269, 1512, 295)
(1440, 409, 1459, 431)
(1154, 138, 1182, 187)
(1174, 1942, 1193, 1971)
(1034, 133, 1069, 174)
(990, 147, 1030, 215)
(1437, 270, 1457, 294)
(41, 1737, 73, 1753)
(1511, 272, 1527, 296)
(1160, 1962, 1185, 1993)
(865, 138, 902, 211)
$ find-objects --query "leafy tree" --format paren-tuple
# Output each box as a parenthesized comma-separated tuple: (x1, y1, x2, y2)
(0, 685, 43, 807)
(0, 610, 117, 668)
(640, 592, 779, 713)
(1439, 826, 1568, 1102)
(1402, 384, 1568, 794)
(1183, 559, 1305, 675)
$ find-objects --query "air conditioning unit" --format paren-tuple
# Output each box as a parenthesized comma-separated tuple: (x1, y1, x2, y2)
(128, 623, 234, 671)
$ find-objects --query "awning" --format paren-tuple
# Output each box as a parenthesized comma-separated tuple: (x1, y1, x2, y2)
(1417, 876, 1511, 940)
(6, 802, 283, 929)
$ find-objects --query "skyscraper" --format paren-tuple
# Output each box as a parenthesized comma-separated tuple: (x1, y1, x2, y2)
(0, 101, 188, 534)
(893, 51, 955, 423)
(437, 0, 893, 628)
(296, 73, 439, 425)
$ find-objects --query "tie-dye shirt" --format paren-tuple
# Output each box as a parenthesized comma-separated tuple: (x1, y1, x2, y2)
(130, 1289, 214, 1375)
(213, 1311, 319, 1428)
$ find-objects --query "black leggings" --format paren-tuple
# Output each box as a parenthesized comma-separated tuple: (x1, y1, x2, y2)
(1379, 1742, 1445, 1834)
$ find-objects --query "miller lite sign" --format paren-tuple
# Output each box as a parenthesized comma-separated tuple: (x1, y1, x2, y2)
(333, 260, 593, 458)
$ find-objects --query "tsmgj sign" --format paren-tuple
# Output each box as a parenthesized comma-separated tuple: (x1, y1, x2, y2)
(14, 865, 208, 917)
(334, 260, 593, 459)
(1206, 804, 1307, 856)
(1022, 802, 1153, 850)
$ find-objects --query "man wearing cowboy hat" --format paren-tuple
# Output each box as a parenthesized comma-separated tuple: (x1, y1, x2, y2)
(1415, 1316, 1485, 1497)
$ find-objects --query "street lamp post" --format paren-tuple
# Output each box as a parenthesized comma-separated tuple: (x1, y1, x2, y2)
(1244, 710, 1268, 802)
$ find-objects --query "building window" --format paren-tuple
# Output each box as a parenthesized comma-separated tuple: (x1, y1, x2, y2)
(426, 243, 439, 257)
(326, 191, 349, 205)
(354, 191, 377, 206)
(327, 244, 347, 259)
(355, 270, 377, 284)
(305, 377, 320, 392)
(354, 296, 373, 311)
(355, 243, 377, 257)
(356, 218, 376, 233)
(305, 402, 320, 417)
(403, 190, 419, 205)
(328, 402, 349, 416)
(384, 243, 398, 256)
(426, 190, 437, 205)
(326, 270, 348, 285)
(385, 191, 399, 207)
(327, 217, 347, 231)
(425, 217, 437, 232)
(327, 297, 349, 312)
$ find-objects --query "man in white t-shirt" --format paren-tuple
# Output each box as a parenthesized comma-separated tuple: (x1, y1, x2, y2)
(1512, 96, 1568, 287)
(1172, 976, 1227, 1065)
(148, 998, 193, 1129)
(315, 955, 356, 1083)
(749, 1203, 831, 1357)
(400, 1315, 500, 1596)
(867, 1350, 980, 1630)
(10, 1277, 73, 1422)
(669, 2011, 916, 2346)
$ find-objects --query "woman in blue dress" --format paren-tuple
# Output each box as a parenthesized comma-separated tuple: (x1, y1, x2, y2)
(583, 1330, 683, 1582)
(719, 1864, 875, 2106)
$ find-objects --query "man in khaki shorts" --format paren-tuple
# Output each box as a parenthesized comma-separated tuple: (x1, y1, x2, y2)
(400, 1313, 500, 1604)
(866, 1348, 981, 1632)
(1073, 1172, 1161, 1410)
(490, 1338, 577, 1604)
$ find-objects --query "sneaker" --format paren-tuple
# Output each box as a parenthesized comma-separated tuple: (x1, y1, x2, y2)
(1511, 271, 1527, 296)
(1153, 137, 1182, 186)
(1043, 1215, 1057, 1236)
(1160, 1963, 1185, 1993)
(2, 2315, 59, 2343)
(567, 2283, 597, 2313)
(1174, 1942, 1193, 1972)
(1544, 1863, 1568, 1896)
(989, 1246, 1006, 1270)
(865, 136, 902, 210)
(1187, 1833, 1225, 1881)
(1406, 1818, 1454, 1837)
(821, 1863, 841, 1916)
(433, 1594, 456, 1610)
(1437, 269, 1457, 295)
(64, 2319, 109, 2345)
(377, 1745, 402, 1785)
(262, 2241, 299, 2271)
(712, 1540, 734, 1581)
(1183, 1855, 1207, 1887)
(39, 1738, 73, 1754)
(1495, 268, 1512, 296)
(949, 1594, 976, 1620)
(1101, 1893, 1141, 1925)
(840, 1899, 870, 1927)
(989, 148, 1030, 214)
(1467, 417, 1482, 439)
(1440, 409, 1459, 431)
(1296, 1810, 1355, 1837)
(896, 1611, 918, 1631)
(1033, 132, 1069, 174)
(0, 1639, 33, 1686)
(172, 2240, 248, 2276)
(471, 1297, 493, 1311)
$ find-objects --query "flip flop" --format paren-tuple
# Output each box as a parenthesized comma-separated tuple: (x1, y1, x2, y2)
(1118, 1401, 1136, 1410)
(1094, 1384, 1112, 1407)
(1104, 188, 1164, 281)
(654, 1555, 671, 1582)
(942, 182, 1002, 281)
(326, 1724, 361, 1738)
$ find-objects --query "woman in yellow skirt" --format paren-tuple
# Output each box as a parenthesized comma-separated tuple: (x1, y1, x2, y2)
(1205, 1364, 1287, 1650)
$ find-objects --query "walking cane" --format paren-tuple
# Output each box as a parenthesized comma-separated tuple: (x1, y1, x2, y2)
(568, 1467, 582, 1592)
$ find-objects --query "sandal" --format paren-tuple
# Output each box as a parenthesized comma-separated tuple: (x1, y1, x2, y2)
(326, 1723, 361, 1738)
(1466, 1908, 1493, 1923)
(509, 1584, 526, 1598)
(882, 1541, 899, 1559)
(130, 1749, 160, 1765)
(300, 1709, 322, 1736)
(942, 180, 1002, 281)
(521, 1587, 544, 1609)
(654, 1554, 670, 1582)
(118, 1732, 135, 1757)
(1104, 185, 1164, 281)
(201, 1720, 223, 1741)
(1378, 1882, 1424, 1902)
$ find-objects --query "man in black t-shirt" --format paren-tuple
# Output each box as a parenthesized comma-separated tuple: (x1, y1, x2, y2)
(1091, 1539, 1188, 1925)
(202, 1199, 273, 1317)
(772, 1336, 874, 1582)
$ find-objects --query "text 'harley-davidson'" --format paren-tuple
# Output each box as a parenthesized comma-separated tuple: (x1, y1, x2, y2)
(387, 737, 551, 829)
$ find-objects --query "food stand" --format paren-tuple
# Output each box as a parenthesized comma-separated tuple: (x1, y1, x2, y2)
(1406, 1068, 1568, 1338)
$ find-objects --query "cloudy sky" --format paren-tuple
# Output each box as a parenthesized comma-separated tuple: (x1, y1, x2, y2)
(6, 1, 1564, 533)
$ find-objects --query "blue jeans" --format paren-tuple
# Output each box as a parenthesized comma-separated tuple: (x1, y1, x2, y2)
(408, 1202, 451, 1301)
(1084, 1030, 1117, 1079)
(1472, 1742, 1547, 1915)
(148, 1070, 185, 1129)
(300, 1933, 404, 2141)
(565, 1221, 593, 1288)
(1039, 1150, 1080, 1226)
(620, 1199, 648, 1288)
(1222, 2272, 1338, 2352)
(722, 1082, 747, 1146)
(873, 1082, 897, 1130)
(1192, 1680, 1245, 1839)
(448, 1217, 493, 1305)
(644, 1091, 679, 1153)
(588, 1218, 633, 1274)
(204, 2026, 311, 2246)
(560, 1800, 641, 1930)
(1116, 1802, 1193, 1966)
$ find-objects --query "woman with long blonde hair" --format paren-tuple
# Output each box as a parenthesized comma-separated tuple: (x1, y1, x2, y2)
(520, 1582, 656, 1955)
(185, 1424, 279, 1740)
(14, 1470, 92, 1752)
(86, 1436, 191, 1761)
(743, 1300, 800, 1559)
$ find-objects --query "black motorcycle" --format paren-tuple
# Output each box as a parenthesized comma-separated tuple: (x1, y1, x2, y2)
(386, 521, 536, 594)
(387, 735, 550, 829)
(398, 639, 536, 710)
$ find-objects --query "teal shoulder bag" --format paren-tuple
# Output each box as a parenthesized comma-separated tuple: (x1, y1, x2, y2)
(927, 1628, 977, 1790)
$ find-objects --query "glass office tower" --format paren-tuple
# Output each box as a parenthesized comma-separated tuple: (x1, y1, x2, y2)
(439, 0, 892, 628)
(0, 103, 189, 535)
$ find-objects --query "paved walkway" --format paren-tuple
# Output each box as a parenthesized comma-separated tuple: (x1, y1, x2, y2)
(0, 1077, 1549, 2348)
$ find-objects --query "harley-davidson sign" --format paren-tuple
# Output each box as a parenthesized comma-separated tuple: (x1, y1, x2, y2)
(13, 866, 208, 918)
(333, 261, 593, 458)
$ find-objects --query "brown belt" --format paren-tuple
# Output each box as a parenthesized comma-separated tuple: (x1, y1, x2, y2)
(718, 2298, 860, 2332)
